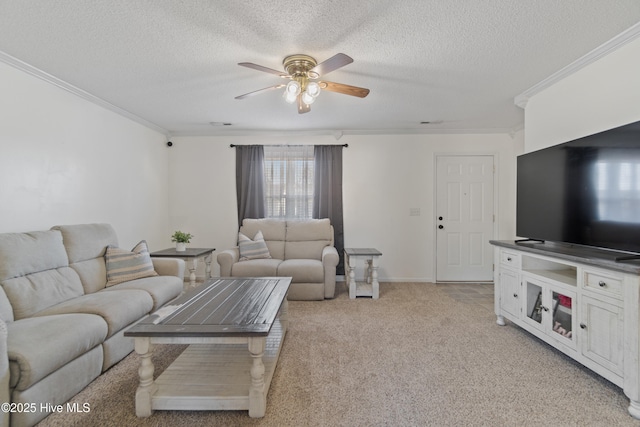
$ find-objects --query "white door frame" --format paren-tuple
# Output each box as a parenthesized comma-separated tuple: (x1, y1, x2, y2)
(433, 152, 499, 282)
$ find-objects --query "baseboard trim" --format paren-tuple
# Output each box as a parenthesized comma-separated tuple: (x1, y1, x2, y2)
(337, 277, 434, 283)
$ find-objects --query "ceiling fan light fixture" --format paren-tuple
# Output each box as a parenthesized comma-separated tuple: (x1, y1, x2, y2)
(301, 91, 316, 105)
(283, 91, 298, 104)
(306, 81, 321, 97)
(285, 80, 301, 96)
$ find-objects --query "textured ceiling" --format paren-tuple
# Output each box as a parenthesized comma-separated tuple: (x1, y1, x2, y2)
(1, 1, 639, 136)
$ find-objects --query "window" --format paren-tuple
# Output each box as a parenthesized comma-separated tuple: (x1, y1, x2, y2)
(263, 145, 314, 219)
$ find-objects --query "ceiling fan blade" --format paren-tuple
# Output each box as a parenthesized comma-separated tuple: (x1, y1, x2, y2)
(238, 62, 290, 78)
(320, 81, 370, 98)
(235, 84, 286, 100)
(310, 53, 353, 76)
(298, 95, 311, 114)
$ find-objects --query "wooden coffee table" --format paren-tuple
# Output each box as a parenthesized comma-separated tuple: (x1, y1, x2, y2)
(124, 277, 291, 418)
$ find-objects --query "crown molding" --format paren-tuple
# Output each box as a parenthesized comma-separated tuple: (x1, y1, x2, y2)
(169, 125, 522, 138)
(0, 49, 525, 139)
(0, 50, 169, 136)
(514, 22, 640, 109)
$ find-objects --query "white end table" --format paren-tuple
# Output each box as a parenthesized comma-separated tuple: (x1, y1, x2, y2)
(150, 247, 215, 287)
(344, 248, 382, 299)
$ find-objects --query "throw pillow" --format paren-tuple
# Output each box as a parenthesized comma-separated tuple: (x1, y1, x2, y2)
(105, 240, 158, 287)
(238, 230, 271, 261)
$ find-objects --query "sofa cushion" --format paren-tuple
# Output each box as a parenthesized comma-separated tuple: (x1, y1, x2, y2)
(277, 259, 324, 283)
(105, 240, 158, 287)
(240, 219, 286, 260)
(286, 218, 331, 241)
(0, 229, 82, 321)
(103, 275, 183, 311)
(238, 230, 272, 261)
(52, 223, 118, 264)
(0, 230, 69, 281)
(2, 267, 85, 320)
(33, 289, 153, 337)
(231, 258, 282, 277)
(7, 314, 108, 390)
(70, 258, 108, 294)
(285, 219, 332, 260)
(52, 223, 119, 293)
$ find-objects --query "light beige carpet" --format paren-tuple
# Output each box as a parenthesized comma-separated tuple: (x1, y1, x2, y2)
(38, 282, 637, 426)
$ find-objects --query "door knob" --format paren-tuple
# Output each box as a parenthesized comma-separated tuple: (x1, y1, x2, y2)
(438, 225, 444, 229)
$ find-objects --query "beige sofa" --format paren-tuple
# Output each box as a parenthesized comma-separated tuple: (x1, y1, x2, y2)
(0, 223, 184, 427)
(217, 218, 339, 300)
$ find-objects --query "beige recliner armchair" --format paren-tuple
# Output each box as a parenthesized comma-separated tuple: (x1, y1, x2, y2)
(217, 218, 339, 300)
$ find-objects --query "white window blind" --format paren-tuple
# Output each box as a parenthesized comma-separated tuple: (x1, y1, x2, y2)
(263, 145, 314, 219)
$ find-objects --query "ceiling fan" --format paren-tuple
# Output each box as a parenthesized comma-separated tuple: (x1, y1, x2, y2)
(235, 53, 370, 114)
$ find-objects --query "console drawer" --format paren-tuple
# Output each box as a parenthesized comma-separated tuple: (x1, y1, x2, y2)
(583, 269, 622, 298)
(500, 251, 521, 269)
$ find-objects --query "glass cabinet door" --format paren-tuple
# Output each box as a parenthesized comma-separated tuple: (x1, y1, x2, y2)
(524, 280, 544, 330)
(552, 291, 574, 342)
(522, 276, 577, 348)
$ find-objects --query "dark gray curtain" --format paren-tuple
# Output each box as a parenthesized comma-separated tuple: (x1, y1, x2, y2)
(235, 145, 266, 226)
(313, 145, 345, 275)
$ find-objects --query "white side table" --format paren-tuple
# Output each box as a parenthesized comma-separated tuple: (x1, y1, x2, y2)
(150, 247, 215, 287)
(344, 248, 382, 299)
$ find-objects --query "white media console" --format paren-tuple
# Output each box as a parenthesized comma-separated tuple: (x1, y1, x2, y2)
(491, 240, 640, 419)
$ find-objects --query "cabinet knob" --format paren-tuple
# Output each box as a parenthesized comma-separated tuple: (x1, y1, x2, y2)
(580, 323, 587, 329)
(513, 293, 518, 298)
(507, 257, 512, 262)
(598, 281, 606, 287)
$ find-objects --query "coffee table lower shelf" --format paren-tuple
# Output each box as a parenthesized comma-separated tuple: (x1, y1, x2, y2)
(135, 318, 285, 417)
(156, 320, 284, 412)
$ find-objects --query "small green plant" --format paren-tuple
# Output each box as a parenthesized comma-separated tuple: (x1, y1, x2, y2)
(171, 231, 193, 243)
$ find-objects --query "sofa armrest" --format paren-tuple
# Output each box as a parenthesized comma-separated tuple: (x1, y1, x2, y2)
(0, 317, 10, 426)
(322, 246, 339, 299)
(322, 245, 339, 267)
(152, 258, 185, 279)
(217, 248, 240, 276)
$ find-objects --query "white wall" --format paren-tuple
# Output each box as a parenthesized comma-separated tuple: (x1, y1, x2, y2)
(0, 61, 171, 249)
(524, 36, 640, 153)
(169, 131, 523, 281)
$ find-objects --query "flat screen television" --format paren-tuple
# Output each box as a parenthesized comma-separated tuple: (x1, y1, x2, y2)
(517, 120, 640, 257)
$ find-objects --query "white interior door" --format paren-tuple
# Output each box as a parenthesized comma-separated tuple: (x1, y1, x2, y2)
(435, 155, 495, 281)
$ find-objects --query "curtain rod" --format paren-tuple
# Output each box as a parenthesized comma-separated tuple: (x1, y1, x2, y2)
(229, 144, 348, 148)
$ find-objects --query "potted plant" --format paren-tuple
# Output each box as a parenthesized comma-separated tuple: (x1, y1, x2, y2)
(171, 231, 193, 252)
